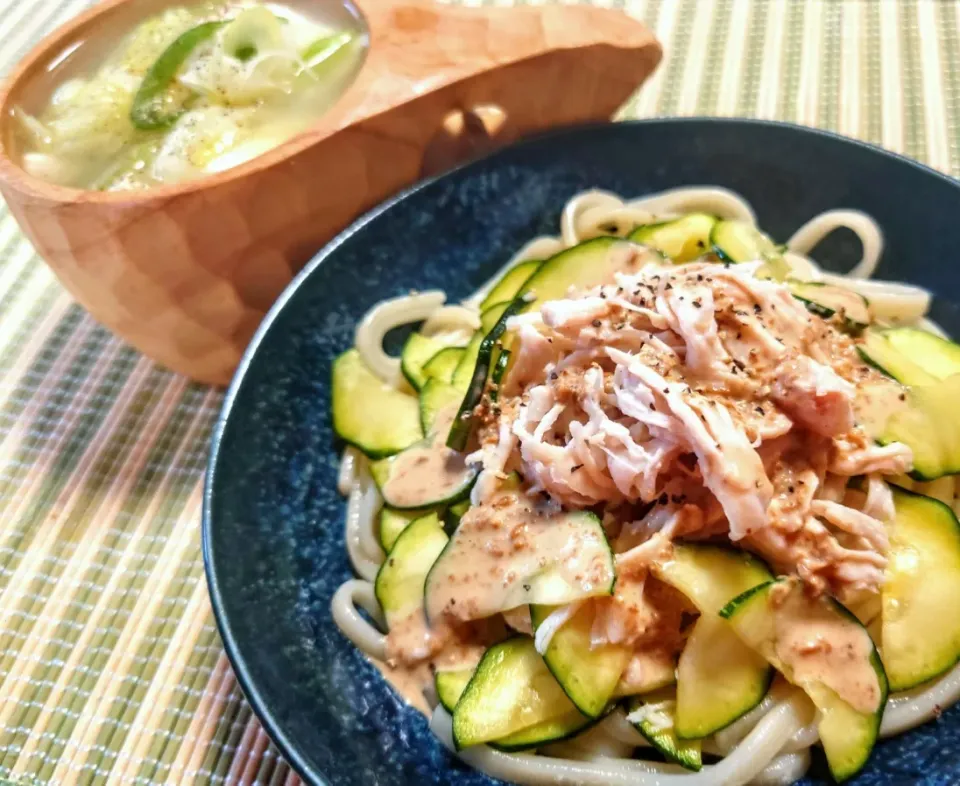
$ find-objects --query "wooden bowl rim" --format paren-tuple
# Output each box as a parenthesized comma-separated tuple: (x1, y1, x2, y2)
(0, 0, 373, 206)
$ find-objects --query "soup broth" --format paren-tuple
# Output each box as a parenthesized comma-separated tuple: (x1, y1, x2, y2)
(14, 1, 367, 191)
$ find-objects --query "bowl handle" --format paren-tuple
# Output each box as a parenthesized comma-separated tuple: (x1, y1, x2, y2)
(327, 0, 662, 173)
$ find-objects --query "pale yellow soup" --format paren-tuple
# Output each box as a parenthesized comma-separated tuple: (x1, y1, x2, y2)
(15, 1, 367, 191)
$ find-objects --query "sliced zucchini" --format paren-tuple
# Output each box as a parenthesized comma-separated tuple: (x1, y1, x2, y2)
(721, 579, 888, 783)
(401, 333, 446, 390)
(436, 665, 592, 751)
(629, 213, 717, 263)
(447, 299, 524, 451)
(878, 327, 960, 382)
(653, 544, 773, 616)
(436, 668, 474, 712)
(443, 500, 470, 532)
(370, 424, 477, 509)
(627, 689, 701, 771)
(375, 514, 448, 628)
(331, 349, 422, 459)
(880, 375, 960, 480)
(480, 301, 511, 334)
(710, 219, 775, 263)
(529, 603, 629, 718)
(652, 544, 773, 739)
(676, 614, 771, 739)
(857, 330, 937, 387)
(710, 219, 790, 279)
(490, 348, 512, 403)
(516, 237, 645, 311)
(480, 259, 542, 312)
(378, 506, 428, 552)
(422, 346, 465, 385)
(426, 509, 615, 625)
(452, 637, 580, 749)
(451, 332, 483, 393)
(419, 378, 463, 434)
(883, 488, 960, 691)
(788, 280, 871, 329)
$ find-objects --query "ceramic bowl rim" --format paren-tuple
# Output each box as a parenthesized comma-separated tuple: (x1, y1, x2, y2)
(201, 116, 960, 786)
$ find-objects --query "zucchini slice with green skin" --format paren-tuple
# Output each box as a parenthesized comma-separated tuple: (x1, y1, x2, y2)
(480, 301, 511, 334)
(676, 614, 772, 739)
(529, 603, 630, 719)
(479, 259, 541, 312)
(443, 500, 470, 532)
(879, 375, 960, 480)
(446, 299, 524, 451)
(452, 637, 582, 749)
(489, 349, 512, 403)
(374, 514, 448, 629)
(720, 578, 888, 783)
(879, 327, 960, 381)
(627, 689, 701, 771)
(628, 213, 717, 263)
(401, 333, 464, 391)
(857, 329, 936, 386)
(436, 668, 475, 711)
(436, 664, 593, 751)
(419, 378, 464, 434)
(710, 220, 790, 279)
(370, 407, 477, 509)
(787, 280, 871, 329)
(378, 507, 429, 552)
(711, 219, 776, 263)
(516, 237, 646, 311)
(451, 332, 483, 393)
(370, 436, 476, 509)
(653, 544, 773, 615)
(331, 349, 422, 459)
(422, 346, 465, 385)
(652, 544, 773, 739)
(425, 509, 615, 625)
(883, 488, 960, 691)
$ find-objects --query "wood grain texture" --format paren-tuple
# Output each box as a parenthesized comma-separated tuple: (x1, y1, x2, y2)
(0, 0, 660, 385)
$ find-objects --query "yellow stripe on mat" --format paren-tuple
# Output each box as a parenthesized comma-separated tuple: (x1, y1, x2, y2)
(1, 1, 959, 784)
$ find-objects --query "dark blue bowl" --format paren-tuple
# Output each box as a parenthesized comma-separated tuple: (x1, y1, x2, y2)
(203, 119, 960, 786)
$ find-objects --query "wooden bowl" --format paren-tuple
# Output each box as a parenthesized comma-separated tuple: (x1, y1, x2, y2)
(0, 0, 660, 385)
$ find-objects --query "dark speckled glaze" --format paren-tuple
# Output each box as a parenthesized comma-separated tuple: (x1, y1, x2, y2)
(203, 119, 960, 786)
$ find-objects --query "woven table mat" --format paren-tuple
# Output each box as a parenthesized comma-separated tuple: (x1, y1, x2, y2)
(0, 1, 957, 783)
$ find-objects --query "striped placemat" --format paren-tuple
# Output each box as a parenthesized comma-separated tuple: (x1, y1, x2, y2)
(0, 1, 957, 783)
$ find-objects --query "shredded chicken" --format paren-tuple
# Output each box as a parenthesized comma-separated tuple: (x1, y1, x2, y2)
(472, 259, 912, 600)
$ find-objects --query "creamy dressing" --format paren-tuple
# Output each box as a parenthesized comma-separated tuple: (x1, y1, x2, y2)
(772, 582, 882, 715)
(424, 493, 614, 625)
(381, 409, 475, 509)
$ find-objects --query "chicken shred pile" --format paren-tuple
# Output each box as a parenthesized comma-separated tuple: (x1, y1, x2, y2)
(469, 255, 912, 601)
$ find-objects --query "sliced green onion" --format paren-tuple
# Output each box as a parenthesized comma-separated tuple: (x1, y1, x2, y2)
(302, 31, 355, 73)
(130, 20, 226, 130)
